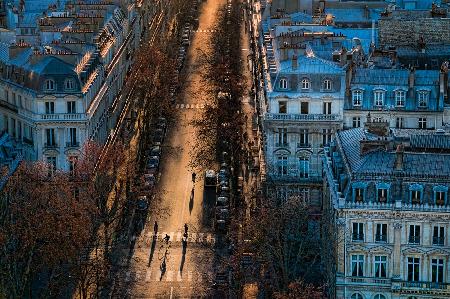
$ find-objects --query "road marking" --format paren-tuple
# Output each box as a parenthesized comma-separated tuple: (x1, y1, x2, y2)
(180, 104, 184, 108)
(176, 104, 180, 109)
(174, 103, 206, 109)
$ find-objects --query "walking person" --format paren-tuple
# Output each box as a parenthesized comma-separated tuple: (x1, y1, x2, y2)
(164, 234, 170, 244)
(191, 172, 196, 183)
(154, 221, 158, 233)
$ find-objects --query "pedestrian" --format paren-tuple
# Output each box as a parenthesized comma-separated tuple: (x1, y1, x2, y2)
(184, 223, 188, 234)
(164, 234, 170, 244)
(154, 221, 158, 233)
(192, 172, 196, 183)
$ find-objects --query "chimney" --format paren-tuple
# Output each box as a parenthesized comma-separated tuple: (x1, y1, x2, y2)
(440, 61, 449, 104)
(394, 144, 404, 171)
(408, 67, 415, 100)
(292, 54, 298, 70)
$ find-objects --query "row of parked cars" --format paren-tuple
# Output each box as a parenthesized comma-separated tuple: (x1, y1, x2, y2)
(214, 161, 231, 232)
(137, 117, 167, 193)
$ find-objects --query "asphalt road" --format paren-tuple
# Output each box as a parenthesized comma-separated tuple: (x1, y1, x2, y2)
(112, 0, 227, 298)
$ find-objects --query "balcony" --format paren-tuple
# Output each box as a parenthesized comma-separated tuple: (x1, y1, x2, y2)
(433, 236, 445, 246)
(375, 234, 387, 243)
(275, 142, 289, 147)
(400, 281, 450, 295)
(44, 143, 58, 149)
(408, 235, 420, 244)
(66, 142, 80, 148)
(40, 113, 87, 121)
(345, 276, 391, 285)
(352, 233, 364, 242)
(265, 113, 341, 122)
(297, 143, 311, 148)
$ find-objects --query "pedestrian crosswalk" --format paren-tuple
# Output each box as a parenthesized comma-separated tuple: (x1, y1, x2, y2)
(175, 103, 205, 109)
(194, 29, 217, 33)
(121, 268, 214, 283)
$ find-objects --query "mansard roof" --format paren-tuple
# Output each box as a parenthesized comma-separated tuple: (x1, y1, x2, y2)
(278, 54, 344, 75)
(352, 68, 439, 87)
(336, 128, 450, 178)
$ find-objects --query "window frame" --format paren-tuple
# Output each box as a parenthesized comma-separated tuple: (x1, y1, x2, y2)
(301, 78, 310, 90)
(323, 79, 332, 91)
(278, 101, 287, 114)
(352, 90, 363, 107)
(373, 90, 385, 107)
(375, 223, 387, 243)
(417, 90, 429, 108)
(395, 90, 406, 107)
(374, 255, 387, 278)
(351, 254, 364, 277)
(65, 78, 75, 90)
(279, 78, 288, 90)
(431, 258, 445, 283)
(352, 117, 361, 128)
(44, 79, 55, 91)
(352, 222, 364, 241)
(407, 257, 420, 282)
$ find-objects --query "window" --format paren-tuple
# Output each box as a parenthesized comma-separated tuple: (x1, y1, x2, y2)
(351, 255, 364, 277)
(279, 101, 287, 113)
(11, 118, 15, 138)
(417, 91, 428, 108)
(434, 190, 447, 206)
(298, 155, 309, 178)
(374, 295, 386, 299)
(395, 90, 406, 107)
(407, 257, 420, 282)
(375, 223, 387, 242)
(352, 117, 361, 128)
(418, 117, 427, 129)
(298, 129, 309, 147)
(374, 90, 384, 106)
(4, 89, 9, 103)
(68, 156, 77, 176)
(301, 78, 310, 90)
(47, 156, 57, 176)
(68, 128, 77, 146)
(411, 190, 422, 204)
(18, 121, 22, 140)
(12, 92, 16, 106)
(352, 222, 364, 241)
(374, 256, 387, 278)
(18, 95, 22, 108)
(46, 128, 56, 147)
(354, 188, 364, 202)
(45, 79, 55, 91)
(65, 79, 75, 90)
(300, 102, 309, 114)
(279, 78, 287, 89)
(299, 188, 310, 202)
(377, 188, 388, 203)
(433, 226, 445, 246)
(45, 101, 55, 114)
(67, 101, 76, 114)
(323, 102, 332, 115)
(351, 294, 363, 299)
(409, 225, 420, 244)
(352, 90, 362, 106)
(396, 117, 404, 129)
(277, 155, 288, 176)
(323, 79, 331, 91)
(431, 258, 444, 283)
(322, 129, 332, 146)
(277, 128, 288, 146)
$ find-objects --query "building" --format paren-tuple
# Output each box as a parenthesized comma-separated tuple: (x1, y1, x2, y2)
(260, 18, 351, 211)
(0, 0, 161, 171)
(322, 119, 450, 299)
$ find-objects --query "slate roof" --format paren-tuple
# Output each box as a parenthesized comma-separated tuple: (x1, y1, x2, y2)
(352, 69, 410, 85)
(337, 128, 450, 177)
(278, 53, 344, 75)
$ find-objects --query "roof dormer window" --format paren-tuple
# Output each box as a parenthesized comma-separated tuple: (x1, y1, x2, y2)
(279, 78, 288, 90)
(417, 91, 429, 108)
(323, 79, 332, 91)
(374, 90, 385, 107)
(44, 79, 55, 91)
(395, 90, 406, 107)
(65, 79, 75, 90)
(352, 90, 363, 106)
(301, 78, 310, 90)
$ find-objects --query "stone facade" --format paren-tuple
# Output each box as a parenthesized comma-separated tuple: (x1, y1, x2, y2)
(323, 122, 450, 299)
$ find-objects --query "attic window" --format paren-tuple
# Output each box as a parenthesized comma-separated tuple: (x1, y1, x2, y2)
(44, 79, 55, 91)
(65, 79, 75, 90)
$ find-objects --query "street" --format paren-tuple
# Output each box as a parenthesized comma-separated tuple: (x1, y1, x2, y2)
(112, 0, 228, 297)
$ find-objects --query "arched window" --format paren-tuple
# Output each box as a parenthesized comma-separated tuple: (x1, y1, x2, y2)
(373, 294, 386, 299)
(301, 78, 310, 90)
(279, 78, 287, 89)
(351, 293, 363, 299)
(323, 79, 332, 90)
(44, 79, 55, 91)
(65, 79, 74, 90)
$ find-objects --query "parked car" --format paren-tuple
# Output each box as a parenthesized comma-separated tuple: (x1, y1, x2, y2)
(150, 145, 161, 157)
(216, 196, 229, 207)
(216, 207, 229, 221)
(204, 169, 217, 187)
(142, 173, 156, 190)
(147, 155, 160, 171)
(153, 129, 165, 144)
(136, 195, 149, 211)
(157, 117, 167, 131)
